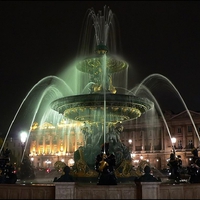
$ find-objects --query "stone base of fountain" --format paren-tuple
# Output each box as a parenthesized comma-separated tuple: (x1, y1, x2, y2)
(72, 175, 137, 184)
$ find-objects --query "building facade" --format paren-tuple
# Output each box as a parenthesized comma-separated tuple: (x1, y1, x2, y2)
(3, 110, 200, 170)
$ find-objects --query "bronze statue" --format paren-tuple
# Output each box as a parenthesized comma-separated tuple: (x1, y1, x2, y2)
(167, 153, 181, 183)
(95, 143, 117, 185)
(187, 148, 200, 183)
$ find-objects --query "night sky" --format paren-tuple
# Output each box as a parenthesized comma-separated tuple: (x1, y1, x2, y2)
(1, 1, 200, 135)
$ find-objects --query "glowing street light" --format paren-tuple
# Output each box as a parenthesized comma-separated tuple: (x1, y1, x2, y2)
(31, 157, 34, 166)
(68, 158, 75, 167)
(128, 139, 132, 144)
(20, 131, 27, 162)
(130, 153, 135, 159)
(171, 137, 176, 154)
(128, 139, 133, 153)
(20, 132, 27, 144)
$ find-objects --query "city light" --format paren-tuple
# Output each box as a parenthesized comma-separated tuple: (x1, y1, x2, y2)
(68, 158, 75, 167)
(171, 137, 176, 145)
(20, 131, 27, 162)
(20, 131, 27, 144)
(171, 137, 176, 154)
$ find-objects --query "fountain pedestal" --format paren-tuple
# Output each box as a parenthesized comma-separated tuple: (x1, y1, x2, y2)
(54, 182, 137, 199)
(54, 181, 162, 199)
(140, 182, 161, 199)
(54, 182, 75, 199)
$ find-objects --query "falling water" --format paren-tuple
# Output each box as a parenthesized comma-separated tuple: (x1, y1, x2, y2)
(134, 73, 200, 143)
(21, 87, 63, 162)
(0, 76, 74, 157)
(87, 6, 115, 152)
(102, 54, 107, 152)
(81, 82, 95, 94)
(129, 84, 175, 150)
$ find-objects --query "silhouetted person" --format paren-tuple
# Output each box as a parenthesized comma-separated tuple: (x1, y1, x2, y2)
(135, 165, 161, 182)
(54, 166, 74, 182)
(95, 142, 117, 185)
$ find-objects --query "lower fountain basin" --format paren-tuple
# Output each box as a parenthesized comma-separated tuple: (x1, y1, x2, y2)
(51, 93, 154, 123)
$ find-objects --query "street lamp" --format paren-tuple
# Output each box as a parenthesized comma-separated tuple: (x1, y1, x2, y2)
(128, 139, 132, 152)
(171, 137, 176, 155)
(128, 139, 132, 144)
(20, 131, 27, 162)
(31, 157, 34, 166)
(68, 158, 75, 167)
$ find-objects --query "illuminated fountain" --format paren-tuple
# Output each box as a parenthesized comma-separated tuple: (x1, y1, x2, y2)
(50, 6, 154, 182)
(2, 5, 199, 185)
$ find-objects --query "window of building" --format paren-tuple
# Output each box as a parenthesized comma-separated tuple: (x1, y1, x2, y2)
(140, 131, 142, 138)
(178, 140, 182, 149)
(53, 136, 57, 144)
(39, 137, 43, 145)
(45, 138, 50, 145)
(178, 127, 181, 133)
(40, 147, 43, 154)
(188, 126, 192, 132)
(188, 140, 194, 149)
(47, 148, 51, 154)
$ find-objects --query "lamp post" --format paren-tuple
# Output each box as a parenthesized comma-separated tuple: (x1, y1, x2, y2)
(20, 131, 27, 162)
(171, 137, 176, 155)
(128, 139, 132, 152)
(31, 157, 34, 166)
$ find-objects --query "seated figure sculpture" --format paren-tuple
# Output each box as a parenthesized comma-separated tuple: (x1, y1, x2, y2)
(187, 147, 200, 183)
(167, 153, 181, 182)
(95, 142, 117, 185)
(53, 165, 74, 182)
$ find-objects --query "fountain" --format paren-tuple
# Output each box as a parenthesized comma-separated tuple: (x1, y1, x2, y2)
(49, 6, 154, 182)
(1, 5, 199, 186)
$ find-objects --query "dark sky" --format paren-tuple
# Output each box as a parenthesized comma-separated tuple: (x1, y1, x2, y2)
(1, 1, 200, 135)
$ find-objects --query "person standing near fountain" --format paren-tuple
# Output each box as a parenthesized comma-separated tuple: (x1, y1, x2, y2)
(95, 143, 117, 185)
